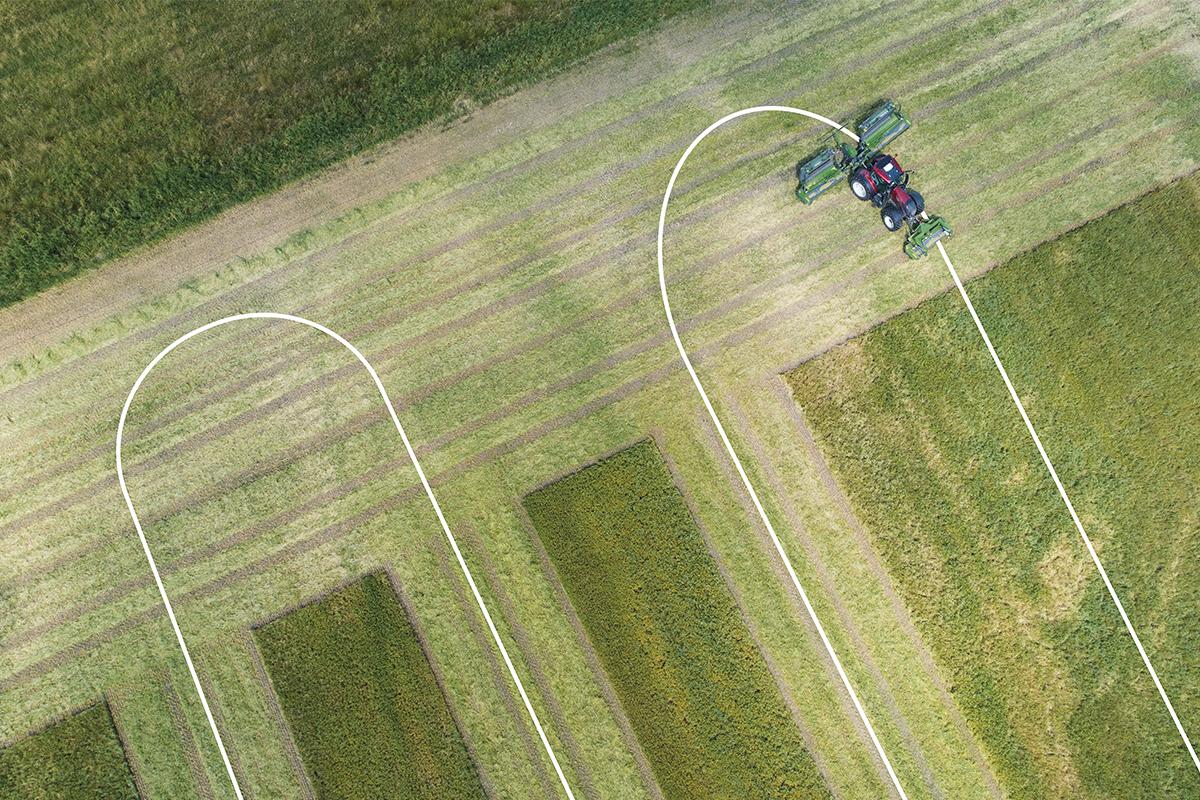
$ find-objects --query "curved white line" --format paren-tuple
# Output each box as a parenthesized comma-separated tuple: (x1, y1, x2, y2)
(116, 312, 577, 800)
(656, 105, 912, 799)
(658, 104, 1200, 795)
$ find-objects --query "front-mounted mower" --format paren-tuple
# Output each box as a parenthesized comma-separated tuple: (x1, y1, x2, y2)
(794, 99, 951, 259)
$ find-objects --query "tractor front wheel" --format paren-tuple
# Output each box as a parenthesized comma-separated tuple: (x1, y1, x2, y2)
(850, 172, 873, 201)
(881, 206, 905, 232)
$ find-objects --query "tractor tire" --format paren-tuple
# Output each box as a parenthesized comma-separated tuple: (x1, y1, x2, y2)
(909, 190, 925, 215)
(850, 171, 873, 201)
(881, 206, 905, 232)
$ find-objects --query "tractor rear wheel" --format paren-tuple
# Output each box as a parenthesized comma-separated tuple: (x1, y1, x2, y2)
(881, 206, 905, 232)
(909, 190, 925, 215)
(850, 171, 873, 201)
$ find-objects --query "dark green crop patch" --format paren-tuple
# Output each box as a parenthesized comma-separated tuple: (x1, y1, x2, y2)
(0, 703, 138, 800)
(254, 572, 484, 799)
(524, 439, 830, 799)
(2, 0, 708, 308)
(787, 172, 1200, 799)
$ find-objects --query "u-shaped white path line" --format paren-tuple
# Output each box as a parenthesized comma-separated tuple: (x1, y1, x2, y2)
(116, 312, 577, 800)
(657, 105, 1200, 798)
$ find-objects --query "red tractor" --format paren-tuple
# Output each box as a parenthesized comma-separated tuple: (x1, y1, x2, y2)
(848, 153, 926, 233)
(794, 100, 952, 259)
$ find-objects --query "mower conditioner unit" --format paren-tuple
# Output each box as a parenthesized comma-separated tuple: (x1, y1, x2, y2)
(795, 145, 850, 204)
(855, 100, 910, 154)
(903, 215, 953, 259)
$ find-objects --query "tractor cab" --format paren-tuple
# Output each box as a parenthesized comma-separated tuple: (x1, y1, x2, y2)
(849, 153, 906, 203)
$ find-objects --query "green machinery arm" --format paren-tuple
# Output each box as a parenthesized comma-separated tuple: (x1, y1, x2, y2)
(903, 215, 953, 259)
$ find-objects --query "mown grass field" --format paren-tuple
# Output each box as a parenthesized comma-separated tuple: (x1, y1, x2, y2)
(0, 702, 137, 799)
(254, 572, 484, 799)
(0, 0, 1197, 797)
(524, 440, 828, 799)
(1, 0, 705, 307)
(787, 172, 1200, 798)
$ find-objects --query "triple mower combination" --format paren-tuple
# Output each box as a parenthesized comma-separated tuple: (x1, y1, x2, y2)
(795, 100, 951, 259)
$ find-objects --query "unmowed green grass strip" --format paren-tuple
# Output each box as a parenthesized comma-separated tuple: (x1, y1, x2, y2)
(0, 702, 138, 800)
(254, 572, 485, 799)
(787, 172, 1200, 798)
(2, 0, 715, 308)
(523, 439, 830, 800)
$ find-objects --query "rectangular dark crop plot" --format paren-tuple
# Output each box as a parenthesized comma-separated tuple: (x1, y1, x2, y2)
(255, 572, 485, 800)
(524, 439, 830, 799)
(0, 702, 138, 800)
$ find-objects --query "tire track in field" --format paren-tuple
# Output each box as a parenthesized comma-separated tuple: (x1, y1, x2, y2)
(0, 0, 895, 408)
(192, 660, 250, 797)
(659, 436, 852, 799)
(163, 670, 220, 800)
(0, 0, 1092, 544)
(3, 82, 1172, 648)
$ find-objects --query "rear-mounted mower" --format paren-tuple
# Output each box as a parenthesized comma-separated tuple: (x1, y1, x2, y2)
(795, 100, 951, 259)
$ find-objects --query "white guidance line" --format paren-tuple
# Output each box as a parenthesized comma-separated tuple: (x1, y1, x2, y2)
(657, 105, 912, 800)
(116, 312, 577, 800)
(936, 241, 1200, 775)
(659, 105, 1200, 796)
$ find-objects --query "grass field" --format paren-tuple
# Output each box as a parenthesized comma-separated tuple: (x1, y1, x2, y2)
(524, 440, 829, 799)
(0, 702, 138, 799)
(1, 0, 705, 307)
(787, 172, 1200, 798)
(0, 0, 1197, 797)
(254, 572, 485, 799)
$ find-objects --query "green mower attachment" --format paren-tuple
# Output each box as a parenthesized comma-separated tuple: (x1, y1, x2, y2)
(903, 215, 952, 259)
(795, 146, 846, 204)
(856, 100, 910, 154)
